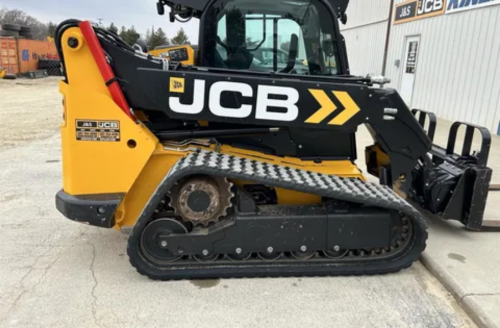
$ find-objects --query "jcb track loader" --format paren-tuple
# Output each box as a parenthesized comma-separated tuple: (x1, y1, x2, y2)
(54, 0, 493, 280)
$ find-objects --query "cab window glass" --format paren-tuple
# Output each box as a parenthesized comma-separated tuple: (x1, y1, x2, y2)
(206, 0, 340, 76)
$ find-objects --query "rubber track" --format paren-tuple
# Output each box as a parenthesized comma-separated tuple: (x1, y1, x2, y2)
(127, 149, 428, 280)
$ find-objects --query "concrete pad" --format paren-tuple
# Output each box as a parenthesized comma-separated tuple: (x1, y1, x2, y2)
(0, 134, 476, 328)
(407, 118, 500, 327)
(421, 218, 500, 296)
(483, 192, 500, 222)
(355, 119, 500, 327)
(419, 218, 500, 328)
(463, 295, 500, 328)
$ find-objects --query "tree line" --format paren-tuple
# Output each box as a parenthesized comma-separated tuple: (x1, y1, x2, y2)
(1, 7, 191, 48)
(107, 23, 190, 49)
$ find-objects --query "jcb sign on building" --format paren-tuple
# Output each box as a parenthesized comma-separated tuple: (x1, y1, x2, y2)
(395, 0, 500, 23)
(395, 0, 445, 24)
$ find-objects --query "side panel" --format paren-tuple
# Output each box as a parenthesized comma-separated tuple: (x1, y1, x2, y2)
(116, 144, 366, 228)
(136, 68, 432, 188)
(59, 27, 158, 195)
(115, 150, 184, 227)
(138, 69, 373, 131)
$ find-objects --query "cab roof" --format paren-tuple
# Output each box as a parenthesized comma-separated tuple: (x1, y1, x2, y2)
(161, 0, 349, 19)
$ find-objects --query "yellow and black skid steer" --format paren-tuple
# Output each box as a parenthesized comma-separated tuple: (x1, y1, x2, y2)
(54, 0, 494, 280)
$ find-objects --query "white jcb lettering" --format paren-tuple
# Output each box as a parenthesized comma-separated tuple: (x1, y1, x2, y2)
(209, 81, 253, 118)
(255, 85, 299, 122)
(167, 79, 300, 122)
(169, 79, 205, 114)
(434, 0, 443, 10)
(98, 122, 118, 128)
(418, 0, 443, 14)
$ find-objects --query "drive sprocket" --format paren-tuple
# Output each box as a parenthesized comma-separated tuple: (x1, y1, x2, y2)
(169, 175, 234, 226)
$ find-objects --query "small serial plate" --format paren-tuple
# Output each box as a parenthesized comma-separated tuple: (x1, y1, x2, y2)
(75, 120, 120, 142)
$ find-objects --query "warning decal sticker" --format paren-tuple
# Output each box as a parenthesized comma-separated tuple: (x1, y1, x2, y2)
(76, 120, 120, 142)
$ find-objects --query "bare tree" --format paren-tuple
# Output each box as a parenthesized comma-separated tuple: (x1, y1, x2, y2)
(0, 7, 48, 40)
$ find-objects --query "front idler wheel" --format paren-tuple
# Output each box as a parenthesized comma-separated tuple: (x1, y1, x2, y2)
(140, 218, 188, 264)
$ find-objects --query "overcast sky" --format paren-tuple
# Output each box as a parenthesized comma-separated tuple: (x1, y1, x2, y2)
(1, 0, 200, 41)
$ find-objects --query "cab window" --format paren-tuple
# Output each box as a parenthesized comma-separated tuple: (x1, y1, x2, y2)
(204, 0, 340, 75)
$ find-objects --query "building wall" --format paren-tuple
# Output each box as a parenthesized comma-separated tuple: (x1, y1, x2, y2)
(340, 0, 391, 75)
(340, 0, 500, 132)
(341, 22, 388, 75)
(386, 1, 500, 132)
(342, 0, 391, 28)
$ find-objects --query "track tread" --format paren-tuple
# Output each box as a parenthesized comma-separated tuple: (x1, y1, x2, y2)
(127, 149, 428, 280)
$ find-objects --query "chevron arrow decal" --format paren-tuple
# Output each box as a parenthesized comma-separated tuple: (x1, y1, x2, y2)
(305, 89, 337, 124)
(306, 89, 360, 125)
(328, 91, 360, 125)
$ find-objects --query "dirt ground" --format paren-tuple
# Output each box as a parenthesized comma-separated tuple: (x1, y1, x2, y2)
(0, 77, 62, 151)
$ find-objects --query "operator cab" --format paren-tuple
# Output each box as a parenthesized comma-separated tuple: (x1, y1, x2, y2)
(157, 0, 349, 75)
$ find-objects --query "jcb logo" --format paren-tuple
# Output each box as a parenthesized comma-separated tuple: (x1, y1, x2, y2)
(170, 77, 185, 93)
(417, 0, 443, 15)
(168, 78, 360, 125)
(169, 79, 299, 122)
(98, 122, 118, 129)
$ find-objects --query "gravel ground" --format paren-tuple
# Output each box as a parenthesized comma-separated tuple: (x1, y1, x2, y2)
(0, 77, 63, 151)
(0, 77, 477, 328)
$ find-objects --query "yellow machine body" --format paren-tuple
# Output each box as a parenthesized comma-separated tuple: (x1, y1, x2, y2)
(58, 28, 158, 196)
(58, 27, 365, 230)
(52, 13, 438, 280)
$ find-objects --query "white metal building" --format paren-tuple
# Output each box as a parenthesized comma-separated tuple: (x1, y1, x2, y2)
(340, 0, 391, 76)
(341, 0, 500, 134)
